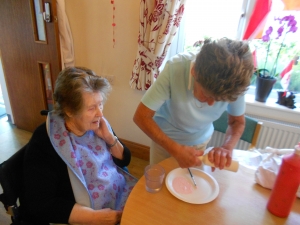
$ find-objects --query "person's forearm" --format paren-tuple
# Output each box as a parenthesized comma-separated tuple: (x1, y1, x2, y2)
(136, 117, 178, 152)
(69, 203, 95, 225)
(109, 139, 124, 160)
(68, 204, 122, 225)
(133, 103, 181, 157)
(222, 114, 245, 151)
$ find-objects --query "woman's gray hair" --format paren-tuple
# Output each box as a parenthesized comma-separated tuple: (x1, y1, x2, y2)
(53, 66, 111, 117)
(194, 38, 254, 101)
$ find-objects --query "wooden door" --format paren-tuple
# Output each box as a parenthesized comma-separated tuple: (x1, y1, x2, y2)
(0, 0, 61, 132)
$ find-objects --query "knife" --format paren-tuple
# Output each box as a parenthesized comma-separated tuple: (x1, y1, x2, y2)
(188, 168, 197, 187)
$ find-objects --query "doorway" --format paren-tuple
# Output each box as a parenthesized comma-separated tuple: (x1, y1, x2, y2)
(0, 57, 9, 122)
(0, 68, 10, 135)
(0, 84, 6, 119)
(0, 0, 62, 132)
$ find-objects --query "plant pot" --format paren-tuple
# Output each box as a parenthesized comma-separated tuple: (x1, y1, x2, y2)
(255, 75, 276, 102)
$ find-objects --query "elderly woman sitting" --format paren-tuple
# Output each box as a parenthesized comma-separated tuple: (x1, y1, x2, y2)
(21, 67, 137, 225)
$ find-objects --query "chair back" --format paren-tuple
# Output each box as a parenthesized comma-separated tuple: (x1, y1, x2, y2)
(0, 144, 27, 222)
(213, 111, 262, 149)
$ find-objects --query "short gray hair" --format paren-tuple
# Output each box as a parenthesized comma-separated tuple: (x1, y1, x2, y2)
(194, 38, 254, 101)
(53, 66, 111, 117)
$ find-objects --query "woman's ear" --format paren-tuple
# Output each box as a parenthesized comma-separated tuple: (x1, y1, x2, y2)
(191, 65, 196, 78)
(65, 109, 73, 118)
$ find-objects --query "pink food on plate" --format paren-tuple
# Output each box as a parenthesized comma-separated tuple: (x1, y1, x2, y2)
(172, 176, 194, 194)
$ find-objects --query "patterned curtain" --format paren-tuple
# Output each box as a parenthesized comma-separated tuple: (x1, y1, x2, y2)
(129, 0, 187, 91)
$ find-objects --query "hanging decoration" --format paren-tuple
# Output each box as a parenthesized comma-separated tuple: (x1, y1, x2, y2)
(111, 0, 116, 47)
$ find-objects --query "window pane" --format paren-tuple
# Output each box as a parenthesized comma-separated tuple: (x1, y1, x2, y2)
(184, 0, 243, 49)
(250, 1, 300, 94)
(39, 63, 53, 110)
(33, 0, 46, 41)
(181, 0, 299, 103)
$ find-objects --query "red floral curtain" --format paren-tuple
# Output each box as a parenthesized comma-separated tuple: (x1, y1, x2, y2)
(129, 0, 187, 90)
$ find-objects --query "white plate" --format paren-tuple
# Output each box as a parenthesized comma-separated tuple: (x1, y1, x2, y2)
(165, 168, 219, 204)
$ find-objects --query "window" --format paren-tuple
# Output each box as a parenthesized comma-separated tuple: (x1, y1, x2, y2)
(168, 0, 299, 105)
(249, 7, 300, 93)
(184, 0, 243, 47)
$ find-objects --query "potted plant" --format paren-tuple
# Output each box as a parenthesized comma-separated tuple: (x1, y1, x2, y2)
(252, 15, 298, 103)
(255, 68, 276, 102)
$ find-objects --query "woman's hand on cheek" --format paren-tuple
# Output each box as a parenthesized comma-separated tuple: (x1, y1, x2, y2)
(94, 117, 114, 144)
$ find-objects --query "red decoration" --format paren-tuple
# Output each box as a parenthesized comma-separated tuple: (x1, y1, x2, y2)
(111, 0, 116, 47)
(242, 0, 271, 40)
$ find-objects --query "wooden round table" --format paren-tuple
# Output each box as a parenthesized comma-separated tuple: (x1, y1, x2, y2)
(121, 156, 300, 225)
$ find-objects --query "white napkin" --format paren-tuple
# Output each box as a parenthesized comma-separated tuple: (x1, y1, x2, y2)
(255, 147, 300, 198)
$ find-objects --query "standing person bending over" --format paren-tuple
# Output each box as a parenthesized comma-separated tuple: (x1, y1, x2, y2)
(133, 38, 254, 170)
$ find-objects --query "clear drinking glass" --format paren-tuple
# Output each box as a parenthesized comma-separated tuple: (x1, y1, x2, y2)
(144, 164, 165, 193)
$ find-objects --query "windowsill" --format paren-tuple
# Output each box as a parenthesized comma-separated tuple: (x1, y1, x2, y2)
(245, 94, 300, 126)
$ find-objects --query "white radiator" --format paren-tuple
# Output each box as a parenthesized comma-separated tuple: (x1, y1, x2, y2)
(208, 114, 300, 150)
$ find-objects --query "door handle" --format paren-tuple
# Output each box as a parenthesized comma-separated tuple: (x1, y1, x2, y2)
(43, 2, 51, 22)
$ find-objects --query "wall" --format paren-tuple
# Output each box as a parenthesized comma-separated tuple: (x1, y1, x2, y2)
(65, 0, 151, 146)
(65, 1, 300, 149)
